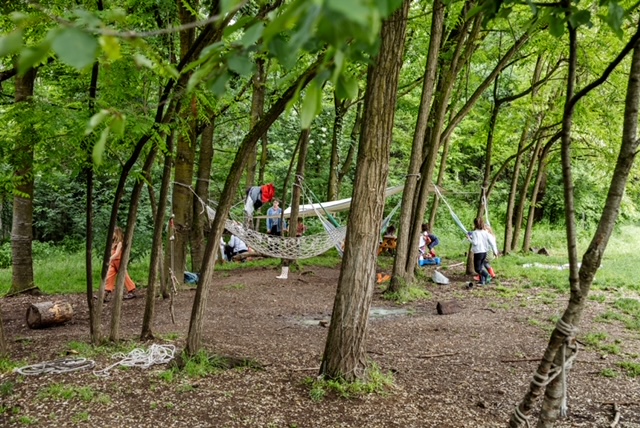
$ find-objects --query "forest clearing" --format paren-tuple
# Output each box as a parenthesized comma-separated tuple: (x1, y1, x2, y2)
(0, 261, 638, 428)
(3, 0, 640, 426)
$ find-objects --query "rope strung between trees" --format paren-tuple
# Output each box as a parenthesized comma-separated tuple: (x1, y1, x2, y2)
(15, 357, 96, 376)
(512, 319, 578, 426)
(93, 344, 176, 377)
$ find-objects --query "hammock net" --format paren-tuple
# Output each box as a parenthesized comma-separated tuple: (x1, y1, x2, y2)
(207, 206, 346, 259)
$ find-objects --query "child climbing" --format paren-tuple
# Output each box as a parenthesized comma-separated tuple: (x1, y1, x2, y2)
(105, 226, 137, 302)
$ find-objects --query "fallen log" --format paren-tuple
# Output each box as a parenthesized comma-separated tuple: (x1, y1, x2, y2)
(436, 300, 461, 315)
(232, 251, 268, 261)
(26, 301, 73, 329)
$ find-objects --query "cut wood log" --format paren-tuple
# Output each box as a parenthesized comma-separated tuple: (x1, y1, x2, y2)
(26, 301, 73, 329)
(436, 300, 461, 315)
(232, 251, 267, 261)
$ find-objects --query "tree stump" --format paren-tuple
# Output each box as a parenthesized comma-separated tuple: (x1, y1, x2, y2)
(436, 300, 461, 315)
(26, 301, 73, 329)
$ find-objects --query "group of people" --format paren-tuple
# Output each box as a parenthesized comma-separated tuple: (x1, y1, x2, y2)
(383, 217, 499, 286)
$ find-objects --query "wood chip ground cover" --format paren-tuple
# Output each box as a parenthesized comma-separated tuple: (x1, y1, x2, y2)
(0, 265, 638, 427)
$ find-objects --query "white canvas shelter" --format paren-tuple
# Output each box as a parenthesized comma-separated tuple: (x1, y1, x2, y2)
(273, 185, 404, 219)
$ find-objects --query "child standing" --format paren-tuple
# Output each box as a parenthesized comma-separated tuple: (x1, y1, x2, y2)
(468, 218, 499, 285)
(105, 226, 137, 301)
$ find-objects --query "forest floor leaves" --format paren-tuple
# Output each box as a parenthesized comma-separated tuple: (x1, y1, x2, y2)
(0, 264, 639, 427)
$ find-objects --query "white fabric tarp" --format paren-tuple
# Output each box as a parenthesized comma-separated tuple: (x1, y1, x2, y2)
(271, 185, 404, 219)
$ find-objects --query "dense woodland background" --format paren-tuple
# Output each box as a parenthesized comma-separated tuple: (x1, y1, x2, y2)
(1, 0, 640, 426)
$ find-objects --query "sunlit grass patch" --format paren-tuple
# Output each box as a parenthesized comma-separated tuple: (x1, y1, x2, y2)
(304, 362, 394, 401)
(618, 361, 640, 377)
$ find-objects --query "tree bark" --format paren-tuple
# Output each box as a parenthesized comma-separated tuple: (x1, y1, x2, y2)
(109, 146, 158, 342)
(10, 67, 37, 295)
(141, 132, 175, 340)
(185, 57, 322, 356)
(389, 0, 444, 292)
(522, 138, 555, 253)
(328, 95, 347, 201)
(336, 94, 363, 195)
(510, 15, 640, 428)
(245, 57, 265, 191)
(190, 120, 215, 272)
(320, 0, 409, 381)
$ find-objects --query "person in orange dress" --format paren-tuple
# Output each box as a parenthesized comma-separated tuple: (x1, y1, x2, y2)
(105, 226, 137, 301)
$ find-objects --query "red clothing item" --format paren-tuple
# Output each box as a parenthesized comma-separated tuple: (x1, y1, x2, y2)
(105, 242, 136, 293)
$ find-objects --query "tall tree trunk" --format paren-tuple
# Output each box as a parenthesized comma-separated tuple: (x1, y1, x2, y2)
(141, 132, 175, 340)
(328, 95, 348, 200)
(320, 0, 409, 381)
(245, 58, 265, 191)
(185, 58, 322, 356)
(504, 122, 530, 253)
(402, 6, 485, 284)
(522, 138, 555, 253)
(86, 11, 102, 337)
(190, 120, 215, 272)
(109, 147, 158, 342)
(170, 0, 199, 283)
(388, 0, 444, 292)
(10, 67, 37, 295)
(336, 94, 363, 195)
(287, 128, 310, 269)
(510, 15, 640, 428)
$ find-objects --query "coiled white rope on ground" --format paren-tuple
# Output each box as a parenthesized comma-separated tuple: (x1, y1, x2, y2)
(93, 344, 176, 377)
(15, 358, 96, 376)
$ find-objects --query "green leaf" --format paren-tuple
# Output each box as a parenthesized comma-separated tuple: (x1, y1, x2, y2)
(0, 30, 23, 58)
(548, 13, 565, 38)
(110, 114, 125, 138)
(227, 54, 254, 76)
(330, 48, 345, 84)
(221, 0, 243, 15)
(92, 127, 110, 166)
(569, 10, 592, 28)
(99, 36, 121, 61)
(268, 35, 296, 70)
(300, 81, 322, 129)
(326, 0, 369, 26)
(207, 71, 230, 96)
(133, 53, 155, 69)
(51, 27, 98, 70)
(604, 2, 624, 38)
(85, 109, 110, 135)
(17, 42, 50, 75)
(240, 22, 264, 48)
(336, 74, 358, 101)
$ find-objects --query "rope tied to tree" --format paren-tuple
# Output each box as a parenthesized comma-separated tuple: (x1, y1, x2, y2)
(15, 357, 96, 376)
(93, 344, 176, 377)
(513, 405, 531, 428)
(520, 319, 577, 425)
(556, 319, 578, 418)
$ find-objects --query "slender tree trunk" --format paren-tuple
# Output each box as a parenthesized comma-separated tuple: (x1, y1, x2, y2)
(109, 147, 158, 342)
(185, 58, 322, 356)
(389, 0, 444, 292)
(522, 139, 554, 253)
(287, 129, 310, 272)
(10, 68, 37, 295)
(336, 95, 363, 195)
(245, 57, 265, 191)
(504, 122, 530, 253)
(510, 16, 640, 428)
(328, 96, 347, 200)
(320, 0, 409, 381)
(191, 120, 215, 272)
(85, 16, 102, 337)
(141, 132, 175, 340)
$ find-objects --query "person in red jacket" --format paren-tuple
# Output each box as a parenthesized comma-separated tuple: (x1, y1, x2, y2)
(104, 226, 137, 302)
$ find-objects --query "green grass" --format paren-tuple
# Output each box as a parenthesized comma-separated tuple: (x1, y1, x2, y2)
(37, 384, 101, 402)
(304, 363, 394, 401)
(618, 361, 640, 377)
(381, 285, 431, 304)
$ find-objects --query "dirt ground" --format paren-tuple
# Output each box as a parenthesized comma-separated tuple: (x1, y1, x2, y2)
(0, 263, 639, 428)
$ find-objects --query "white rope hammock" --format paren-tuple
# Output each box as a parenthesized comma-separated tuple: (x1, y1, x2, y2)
(207, 206, 347, 259)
